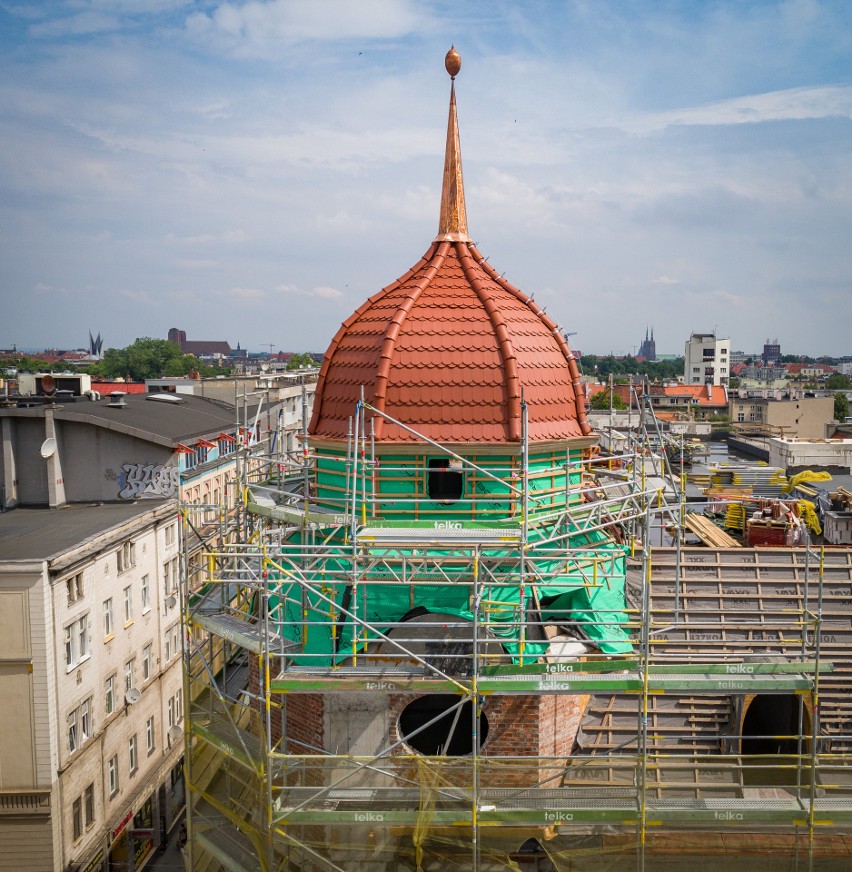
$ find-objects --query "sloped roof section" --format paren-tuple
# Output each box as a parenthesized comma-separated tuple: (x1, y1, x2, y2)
(309, 50, 590, 445)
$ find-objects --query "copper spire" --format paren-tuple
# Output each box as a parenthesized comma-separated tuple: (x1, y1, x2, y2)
(436, 46, 470, 243)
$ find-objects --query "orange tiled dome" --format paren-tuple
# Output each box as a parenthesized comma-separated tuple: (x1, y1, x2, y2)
(308, 54, 591, 445)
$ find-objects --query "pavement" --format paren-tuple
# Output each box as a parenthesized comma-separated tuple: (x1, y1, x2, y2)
(143, 818, 187, 872)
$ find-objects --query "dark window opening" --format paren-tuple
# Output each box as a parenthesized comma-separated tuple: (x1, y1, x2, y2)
(510, 839, 555, 870)
(399, 694, 487, 756)
(741, 693, 807, 785)
(427, 458, 463, 503)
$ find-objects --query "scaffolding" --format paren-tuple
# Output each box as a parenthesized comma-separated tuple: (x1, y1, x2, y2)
(180, 396, 852, 871)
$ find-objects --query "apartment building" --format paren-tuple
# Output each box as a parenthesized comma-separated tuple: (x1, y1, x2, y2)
(729, 395, 835, 438)
(684, 333, 730, 386)
(0, 502, 184, 871)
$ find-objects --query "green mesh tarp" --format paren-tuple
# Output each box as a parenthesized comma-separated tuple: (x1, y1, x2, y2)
(268, 539, 632, 665)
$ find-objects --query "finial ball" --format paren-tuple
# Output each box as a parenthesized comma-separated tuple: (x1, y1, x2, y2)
(445, 46, 461, 78)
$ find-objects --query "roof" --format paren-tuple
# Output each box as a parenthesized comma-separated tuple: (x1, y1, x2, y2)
(309, 51, 590, 445)
(0, 393, 247, 448)
(659, 384, 728, 407)
(0, 502, 170, 561)
(182, 340, 232, 355)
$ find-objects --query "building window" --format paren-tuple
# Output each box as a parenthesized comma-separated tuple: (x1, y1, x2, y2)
(72, 796, 82, 841)
(84, 783, 95, 827)
(117, 541, 136, 574)
(80, 698, 91, 742)
(124, 658, 135, 692)
(67, 698, 93, 754)
(176, 687, 183, 721)
(108, 755, 118, 797)
(123, 585, 133, 624)
(66, 573, 84, 605)
(167, 696, 175, 729)
(65, 614, 90, 669)
(172, 624, 181, 660)
(103, 598, 113, 638)
(142, 644, 152, 681)
(105, 675, 115, 715)
(141, 574, 150, 612)
(165, 524, 176, 547)
(427, 458, 463, 503)
(146, 717, 155, 755)
(163, 556, 179, 599)
(129, 735, 138, 775)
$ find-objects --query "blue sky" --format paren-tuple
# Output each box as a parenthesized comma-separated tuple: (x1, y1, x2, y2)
(1, 0, 851, 356)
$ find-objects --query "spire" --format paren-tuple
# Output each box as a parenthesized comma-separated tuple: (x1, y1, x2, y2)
(436, 46, 471, 243)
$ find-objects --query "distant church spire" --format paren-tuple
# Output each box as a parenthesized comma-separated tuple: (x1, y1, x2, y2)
(436, 46, 471, 243)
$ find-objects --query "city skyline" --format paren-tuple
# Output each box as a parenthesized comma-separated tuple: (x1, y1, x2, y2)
(2, 0, 851, 355)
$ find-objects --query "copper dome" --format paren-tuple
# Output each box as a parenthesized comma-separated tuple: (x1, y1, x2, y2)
(309, 52, 591, 444)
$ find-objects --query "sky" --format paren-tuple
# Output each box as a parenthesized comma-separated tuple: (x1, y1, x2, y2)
(1, 0, 851, 358)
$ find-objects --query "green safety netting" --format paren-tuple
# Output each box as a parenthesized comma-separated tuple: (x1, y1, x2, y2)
(267, 537, 632, 665)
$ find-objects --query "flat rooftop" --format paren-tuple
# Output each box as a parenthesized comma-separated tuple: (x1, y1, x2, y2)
(0, 501, 170, 561)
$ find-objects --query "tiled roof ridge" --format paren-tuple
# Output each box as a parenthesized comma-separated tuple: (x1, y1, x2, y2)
(308, 245, 439, 432)
(456, 241, 521, 439)
(468, 242, 592, 437)
(372, 242, 451, 439)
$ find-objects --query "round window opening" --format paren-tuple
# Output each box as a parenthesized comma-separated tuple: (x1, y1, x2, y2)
(399, 694, 488, 756)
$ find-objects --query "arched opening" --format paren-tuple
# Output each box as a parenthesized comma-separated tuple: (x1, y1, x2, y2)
(509, 838, 555, 871)
(741, 693, 809, 786)
(427, 458, 463, 502)
(399, 695, 487, 756)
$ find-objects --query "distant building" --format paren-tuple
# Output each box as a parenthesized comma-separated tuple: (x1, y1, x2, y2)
(649, 383, 729, 419)
(167, 328, 232, 362)
(684, 333, 730, 386)
(637, 327, 656, 361)
(167, 327, 186, 348)
(88, 330, 103, 358)
(729, 396, 834, 438)
(762, 338, 781, 366)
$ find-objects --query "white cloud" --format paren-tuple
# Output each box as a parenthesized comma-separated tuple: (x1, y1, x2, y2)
(275, 283, 344, 300)
(186, 0, 429, 55)
(624, 86, 852, 135)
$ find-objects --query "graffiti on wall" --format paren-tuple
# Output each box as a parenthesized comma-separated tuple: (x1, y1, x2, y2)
(118, 463, 179, 499)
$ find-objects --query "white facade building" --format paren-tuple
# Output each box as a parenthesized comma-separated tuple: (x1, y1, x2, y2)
(0, 501, 185, 871)
(684, 333, 730, 387)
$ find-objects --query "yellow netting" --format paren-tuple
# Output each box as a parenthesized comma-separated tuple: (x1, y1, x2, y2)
(784, 469, 832, 493)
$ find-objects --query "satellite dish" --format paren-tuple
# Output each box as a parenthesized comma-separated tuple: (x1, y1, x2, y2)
(168, 725, 183, 745)
(165, 595, 177, 610)
(125, 687, 142, 705)
(40, 437, 57, 458)
(41, 374, 56, 395)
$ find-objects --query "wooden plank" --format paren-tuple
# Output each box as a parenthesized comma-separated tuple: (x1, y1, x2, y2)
(684, 513, 742, 548)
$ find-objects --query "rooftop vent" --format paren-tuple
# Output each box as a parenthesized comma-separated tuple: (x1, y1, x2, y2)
(107, 391, 127, 409)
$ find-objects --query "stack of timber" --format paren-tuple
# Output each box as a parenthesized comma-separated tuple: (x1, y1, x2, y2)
(683, 512, 742, 548)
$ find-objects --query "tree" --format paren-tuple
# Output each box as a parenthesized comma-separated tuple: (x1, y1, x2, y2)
(287, 352, 315, 370)
(89, 338, 229, 381)
(590, 389, 626, 411)
(835, 392, 849, 422)
(826, 373, 852, 390)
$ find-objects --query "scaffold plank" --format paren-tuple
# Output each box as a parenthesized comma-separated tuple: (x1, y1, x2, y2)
(270, 668, 818, 694)
(192, 611, 291, 655)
